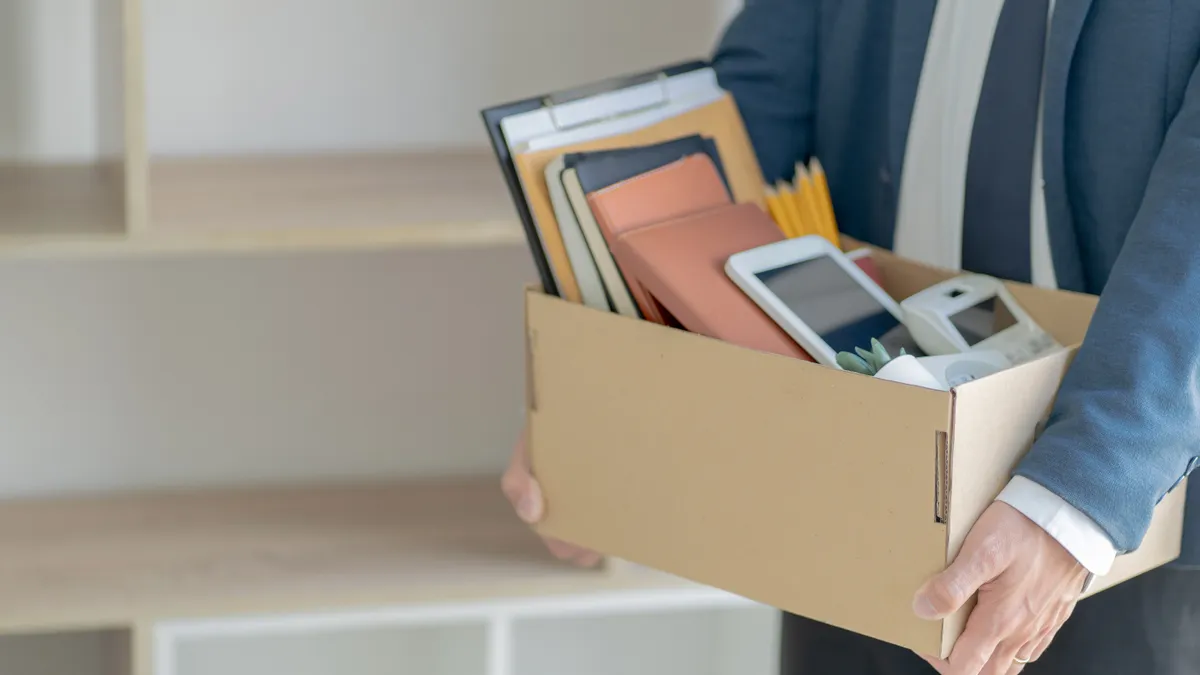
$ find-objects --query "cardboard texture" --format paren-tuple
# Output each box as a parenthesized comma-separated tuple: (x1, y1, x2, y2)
(524, 251, 1186, 657)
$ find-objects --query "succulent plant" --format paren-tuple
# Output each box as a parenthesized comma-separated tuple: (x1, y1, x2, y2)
(836, 338, 907, 376)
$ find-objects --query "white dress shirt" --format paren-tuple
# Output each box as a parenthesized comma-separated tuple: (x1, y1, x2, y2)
(894, 0, 1116, 576)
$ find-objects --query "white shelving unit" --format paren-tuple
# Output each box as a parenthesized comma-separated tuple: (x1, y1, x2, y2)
(162, 590, 776, 675)
(0, 1, 775, 673)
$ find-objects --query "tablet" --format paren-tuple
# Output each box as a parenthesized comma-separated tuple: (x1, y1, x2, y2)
(725, 236, 924, 367)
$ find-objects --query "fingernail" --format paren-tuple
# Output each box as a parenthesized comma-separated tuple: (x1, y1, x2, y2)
(913, 593, 938, 620)
(517, 484, 543, 523)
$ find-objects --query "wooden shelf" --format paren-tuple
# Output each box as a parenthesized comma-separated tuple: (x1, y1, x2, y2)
(0, 164, 125, 239)
(0, 152, 528, 257)
(148, 151, 514, 233)
(0, 477, 684, 634)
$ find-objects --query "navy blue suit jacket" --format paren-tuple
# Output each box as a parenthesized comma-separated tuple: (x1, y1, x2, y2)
(712, 0, 1200, 566)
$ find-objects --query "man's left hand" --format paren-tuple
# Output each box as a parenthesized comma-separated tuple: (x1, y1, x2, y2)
(912, 501, 1089, 675)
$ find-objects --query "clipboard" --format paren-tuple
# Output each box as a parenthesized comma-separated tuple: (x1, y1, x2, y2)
(480, 60, 713, 298)
(512, 94, 766, 304)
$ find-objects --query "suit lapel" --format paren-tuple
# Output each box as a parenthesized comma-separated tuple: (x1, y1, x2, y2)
(887, 0, 937, 194)
(1041, 0, 1094, 291)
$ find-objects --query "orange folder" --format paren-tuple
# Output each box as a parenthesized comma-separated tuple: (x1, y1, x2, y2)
(584, 154, 733, 323)
(608, 202, 815, 361)
(512, 94, 766, 304)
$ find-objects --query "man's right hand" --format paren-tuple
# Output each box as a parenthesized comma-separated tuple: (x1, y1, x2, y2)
(501, 427, 603, 567)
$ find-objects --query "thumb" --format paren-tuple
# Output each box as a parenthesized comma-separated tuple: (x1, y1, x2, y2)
(913, 550, 994, 620)
(501, 432, 545, 525)
(501, 462, 545, 524)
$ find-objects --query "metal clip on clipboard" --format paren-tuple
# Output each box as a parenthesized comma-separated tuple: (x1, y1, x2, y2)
(479, 59, 711, 298)
(543, 69, 677, 132)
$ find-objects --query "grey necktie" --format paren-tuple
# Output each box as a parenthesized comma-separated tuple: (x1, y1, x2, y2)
(961, 0, 1050, 283)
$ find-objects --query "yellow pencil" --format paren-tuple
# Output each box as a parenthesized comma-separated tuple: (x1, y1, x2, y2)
(764, 185, 796, 237)
(792, 164, 830, 242)
(776, 180, 811, 237)
(805, 158, 840, 245)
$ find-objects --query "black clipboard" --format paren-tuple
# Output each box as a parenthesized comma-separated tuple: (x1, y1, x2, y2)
(480, 59, 712, 298)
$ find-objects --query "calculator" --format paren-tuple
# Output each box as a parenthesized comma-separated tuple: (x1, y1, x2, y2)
(899, 274, 1061, 366)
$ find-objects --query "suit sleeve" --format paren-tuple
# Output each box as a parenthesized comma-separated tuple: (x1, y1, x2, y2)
(1015, 60, 1200, 554)
(709, 0, 819, 182)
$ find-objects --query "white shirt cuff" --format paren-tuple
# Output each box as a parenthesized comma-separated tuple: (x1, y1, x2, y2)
(996, 475, 1117, 576)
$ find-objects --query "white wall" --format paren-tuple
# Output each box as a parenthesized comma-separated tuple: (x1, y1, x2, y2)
(0, 4, 778, 673)
(0, 245, 537, 497)
(0, 0, 739, 492)
(0, 0, 733, 161)
(0, 0, 124, 162)
(144, 0, 727, 155)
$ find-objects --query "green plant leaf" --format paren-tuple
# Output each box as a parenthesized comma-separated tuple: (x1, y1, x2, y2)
(870, 338, 891, 368)
(836, 352, 873, 375)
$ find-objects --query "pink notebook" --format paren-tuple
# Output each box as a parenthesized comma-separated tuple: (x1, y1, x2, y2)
(609, 202, 815, 361)
(585, 154, 733, 323)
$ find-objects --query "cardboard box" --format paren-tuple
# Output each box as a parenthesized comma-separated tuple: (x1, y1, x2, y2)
(524, 246, 1186, 658)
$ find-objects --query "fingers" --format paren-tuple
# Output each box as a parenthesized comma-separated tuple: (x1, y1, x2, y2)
(544, 536, 602, 567)
(982, 639, 1022, 675)
(1028, 602, 1073, 661)
(502, 431, 602, 567)
(955, 601, 1072, 675)
(942, 605, 1005, 675)
(918, 653, 951, 675)
(914, 539, 1006, 620)
(501, 432, 545, 524)
(572, 548, 603, 568)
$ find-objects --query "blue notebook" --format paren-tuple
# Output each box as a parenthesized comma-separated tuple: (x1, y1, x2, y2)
(563, 135, 731, 197)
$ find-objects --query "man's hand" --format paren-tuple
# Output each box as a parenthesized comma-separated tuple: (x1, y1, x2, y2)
(912, 501, 1089, 675)
(501, 428, 602, 567)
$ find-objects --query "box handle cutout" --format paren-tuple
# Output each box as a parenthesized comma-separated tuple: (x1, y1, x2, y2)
(525, 327, 539, 412)
(935, 431, 950, 524)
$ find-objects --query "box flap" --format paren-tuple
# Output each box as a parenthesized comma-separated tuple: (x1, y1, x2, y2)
(1090, 483, 1186, 594)
(864, 248, 961, 302)
(844, 240, 1098, 346)
(1003, 283, 1098, 346)
(525, 289, 953, 654)
(941, 349, 1185, 655)
(939, 349, 1077, 654)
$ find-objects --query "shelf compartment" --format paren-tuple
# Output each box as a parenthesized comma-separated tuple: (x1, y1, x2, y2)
(0, 0, 144, 239)
(0, 628, 132, 675)
(173, 621, 487, 675)
(0, 164, 125, 238)
(0, 477, 612, 634)
(511, 604, 780, 675)
(146, 151, 515, 234)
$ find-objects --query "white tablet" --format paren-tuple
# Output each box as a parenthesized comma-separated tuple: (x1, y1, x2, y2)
(725, 236, 923, 367)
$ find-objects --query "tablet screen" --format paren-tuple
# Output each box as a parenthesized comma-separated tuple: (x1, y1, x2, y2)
(755, 255, 923, 356)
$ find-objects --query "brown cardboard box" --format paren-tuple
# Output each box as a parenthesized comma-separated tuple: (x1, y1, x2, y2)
(523, 245, 1187, 658)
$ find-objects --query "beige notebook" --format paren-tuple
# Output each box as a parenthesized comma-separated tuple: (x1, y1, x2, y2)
(512, 94, 765, 304)
(562, 168, 640, 317)
(545, 156, 610, 311)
